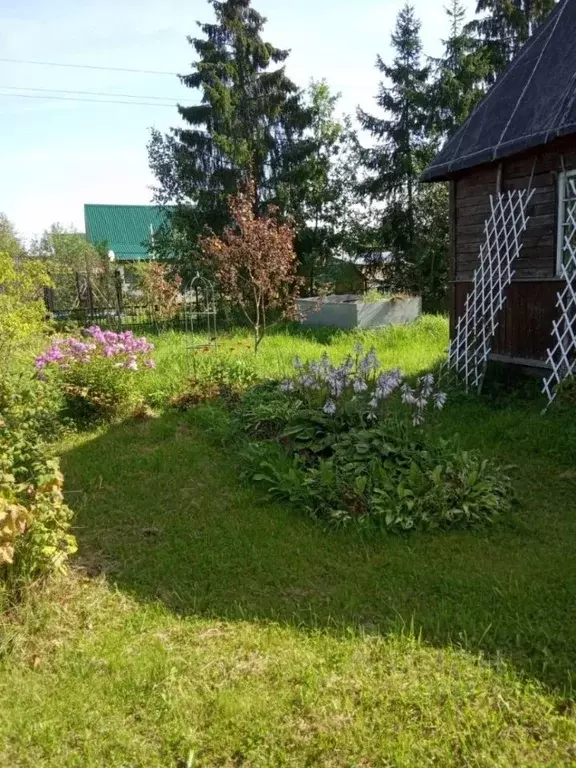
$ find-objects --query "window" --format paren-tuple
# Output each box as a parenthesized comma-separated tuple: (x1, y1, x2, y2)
(557, 170, 576, 275)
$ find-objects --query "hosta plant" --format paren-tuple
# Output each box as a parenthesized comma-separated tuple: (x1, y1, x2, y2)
(242, 346, 514, 532)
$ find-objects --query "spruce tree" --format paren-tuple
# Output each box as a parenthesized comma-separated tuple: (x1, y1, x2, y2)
(357, 3, 431, 259)
(431, 0, 489, 138)
(290, 82, 361, 294)
(467, 0, 557, 82)
(148, 0, 310, 257)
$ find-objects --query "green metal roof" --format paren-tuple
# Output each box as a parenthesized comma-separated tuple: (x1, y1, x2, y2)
(84, 204, 173, 262)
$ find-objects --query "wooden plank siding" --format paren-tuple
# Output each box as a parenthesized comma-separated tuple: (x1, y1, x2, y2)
(453, 281, 564, 362)
(450, 134, 576, 363)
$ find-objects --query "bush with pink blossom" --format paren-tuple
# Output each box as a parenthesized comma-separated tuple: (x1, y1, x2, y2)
(35, 327, 155, 425)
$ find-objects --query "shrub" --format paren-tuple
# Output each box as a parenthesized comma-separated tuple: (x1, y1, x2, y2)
(199, 180, 301, 352)
(137, 261, 183, 328)
(242, 347, 514, 531)
(36, 327, 155, 425)
(0, 377, 76, 592)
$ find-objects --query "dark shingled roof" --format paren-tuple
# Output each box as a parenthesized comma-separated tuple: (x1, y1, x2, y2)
(422, 0, 576, 182)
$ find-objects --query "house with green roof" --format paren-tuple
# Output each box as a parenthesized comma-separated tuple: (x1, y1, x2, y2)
(84, 204, 173, 263)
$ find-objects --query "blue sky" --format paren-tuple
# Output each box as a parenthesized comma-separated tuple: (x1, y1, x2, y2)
(0, 0, 477, 239)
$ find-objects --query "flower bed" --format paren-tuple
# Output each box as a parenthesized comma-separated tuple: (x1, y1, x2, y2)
(35, 327, 155, 424)
(237, 345, 513, 531)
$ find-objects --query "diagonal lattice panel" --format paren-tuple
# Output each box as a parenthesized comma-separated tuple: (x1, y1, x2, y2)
(543, 180, 576, 404)
(448, 189, 535, 390)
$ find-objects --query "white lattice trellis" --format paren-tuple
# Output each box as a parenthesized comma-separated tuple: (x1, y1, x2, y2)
(543, 178, 576, 404)
(448, 189, 535, 390)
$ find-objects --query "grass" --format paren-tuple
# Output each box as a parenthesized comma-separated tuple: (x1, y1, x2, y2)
(2, 316, 576, 766)
(141, 314, 449, 402)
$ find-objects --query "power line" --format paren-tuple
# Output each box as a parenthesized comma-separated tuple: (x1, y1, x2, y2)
(0, 84, 193, 103)
(0, 57, 179, 76)
(0, 92, 181, 107)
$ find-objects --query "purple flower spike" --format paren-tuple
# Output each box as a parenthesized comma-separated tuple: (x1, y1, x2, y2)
(323, 399, 337, 416)
(434, 392, 448, 410)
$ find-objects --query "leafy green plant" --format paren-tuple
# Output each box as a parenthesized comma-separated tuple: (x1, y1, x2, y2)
(0, 376, 76, 592)
(243, 347, 513, 531)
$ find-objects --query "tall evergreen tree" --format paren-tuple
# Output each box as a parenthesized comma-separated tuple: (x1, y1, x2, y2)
(357, 3, 431, 259)
(290, 82, 362, 294)
(431, 0, 489, 138)
(148, 0, 310, 267)
(467, 0, 557, 82)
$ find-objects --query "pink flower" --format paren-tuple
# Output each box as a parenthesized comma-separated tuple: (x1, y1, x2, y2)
(145, 359, 156, 369)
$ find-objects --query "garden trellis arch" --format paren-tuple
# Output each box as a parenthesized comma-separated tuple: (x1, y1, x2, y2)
(183, 272, 218, 349)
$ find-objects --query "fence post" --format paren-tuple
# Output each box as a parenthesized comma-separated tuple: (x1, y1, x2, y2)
(86, 273, 95, 315)
(43, 285, 55, 313)
(114, 269, 124, 329)
(74, 271, 83, 306)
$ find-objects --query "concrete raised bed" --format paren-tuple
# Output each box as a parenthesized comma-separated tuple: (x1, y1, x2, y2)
(297, 294, 421, 329)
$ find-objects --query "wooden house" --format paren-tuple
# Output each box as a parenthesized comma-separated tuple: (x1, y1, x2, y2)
(422, 0, 576, 371)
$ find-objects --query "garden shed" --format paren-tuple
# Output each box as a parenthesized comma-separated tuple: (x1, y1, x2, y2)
(422, 0, 576, 372)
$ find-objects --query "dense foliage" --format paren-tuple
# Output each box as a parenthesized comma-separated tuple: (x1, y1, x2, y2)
(237, 348, 513, 530)
(357, 5, 432, 257)
(31, 225, 114, 313)
(148, 0, 560, 309)
(292, 82, 363, 295)
(0, 251, 52, 369)
(0, 377, 75, 591)
(430, 0, 490, 138)
(36, 327, 155, 425)
(466, 0, 557, 82)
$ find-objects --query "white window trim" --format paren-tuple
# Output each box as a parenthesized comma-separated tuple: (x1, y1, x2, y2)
(556, 169, 576, 276)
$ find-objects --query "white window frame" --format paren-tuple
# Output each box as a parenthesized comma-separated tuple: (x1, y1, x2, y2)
(556, 169, 576, 276)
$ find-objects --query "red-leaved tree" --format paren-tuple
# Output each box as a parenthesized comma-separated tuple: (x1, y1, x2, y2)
(200, 181, 301, 352)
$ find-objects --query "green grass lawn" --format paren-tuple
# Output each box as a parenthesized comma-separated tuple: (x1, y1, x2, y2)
(2, 318, 576, 766)
(141, 314, 450, 402)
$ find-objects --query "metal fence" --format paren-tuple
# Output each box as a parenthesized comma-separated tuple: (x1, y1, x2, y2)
(43, 268, 188, 333)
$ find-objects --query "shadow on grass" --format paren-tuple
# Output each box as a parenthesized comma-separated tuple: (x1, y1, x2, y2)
(61, 404, 576, 695)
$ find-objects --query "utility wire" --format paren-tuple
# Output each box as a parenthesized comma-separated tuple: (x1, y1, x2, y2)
(0, 57, 178, 76)
(0, 84, 193, 102)
(0, 92, 183, 107)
